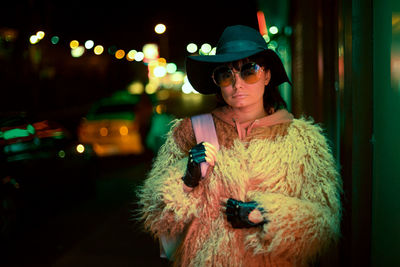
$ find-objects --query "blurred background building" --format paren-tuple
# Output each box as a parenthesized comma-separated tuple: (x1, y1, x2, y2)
(0, 0, 399, 266)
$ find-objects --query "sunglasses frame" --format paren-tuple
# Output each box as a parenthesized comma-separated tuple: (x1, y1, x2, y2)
(211, 62, 264, 87)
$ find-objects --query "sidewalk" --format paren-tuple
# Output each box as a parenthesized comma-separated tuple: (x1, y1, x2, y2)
(1, 155, 170, 267)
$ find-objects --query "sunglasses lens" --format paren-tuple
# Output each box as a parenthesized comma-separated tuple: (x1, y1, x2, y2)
(212, 62, 262, 87)
(240, 63, 262, 84)
(213, 67, 233, 87)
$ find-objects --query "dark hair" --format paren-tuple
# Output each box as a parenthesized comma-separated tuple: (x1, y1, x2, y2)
(215, 51, 287, 115)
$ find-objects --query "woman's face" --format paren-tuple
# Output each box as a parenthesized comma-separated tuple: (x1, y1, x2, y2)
(219, 63, 271, 110)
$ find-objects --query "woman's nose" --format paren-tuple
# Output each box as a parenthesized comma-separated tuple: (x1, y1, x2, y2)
(232, 72, 244, 88)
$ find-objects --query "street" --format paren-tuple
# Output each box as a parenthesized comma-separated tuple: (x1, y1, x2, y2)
(1, 153, 170, 267)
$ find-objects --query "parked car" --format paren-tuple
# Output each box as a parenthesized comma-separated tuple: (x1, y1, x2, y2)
(1, 118, 92, 162)
(78, 93, 152, 157)
(0, 115, 95, 238)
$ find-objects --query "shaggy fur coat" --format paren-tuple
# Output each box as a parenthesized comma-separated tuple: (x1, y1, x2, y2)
(137, 108, 342, 267)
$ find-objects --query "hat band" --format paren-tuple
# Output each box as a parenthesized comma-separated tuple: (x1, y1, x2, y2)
(217, 40, 266, 55)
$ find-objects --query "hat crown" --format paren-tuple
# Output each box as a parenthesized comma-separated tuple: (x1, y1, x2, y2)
(185, 25, 291, 95)
(216, 25, 268, 55)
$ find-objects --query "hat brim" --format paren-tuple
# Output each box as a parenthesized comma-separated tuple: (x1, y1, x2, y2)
(186, 49, 291, 95)
(186, 49, 265, 95)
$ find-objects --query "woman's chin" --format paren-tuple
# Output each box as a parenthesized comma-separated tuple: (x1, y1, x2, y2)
(230, 101, 249, 109)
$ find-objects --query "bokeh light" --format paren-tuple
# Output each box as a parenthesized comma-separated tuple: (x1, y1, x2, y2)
(166, 63, 177, 73)
(126, 50, 137, 61)
(268, 40, 278, 50)
(70, 40, 79, 49)
(119, 126, 129, 136)
(76, 144, 85, 153)
(58, 150, 65, 158)
(85, 40, 94, 49)
(94, 45, 104, 55)
(29, 35, 39, 44)
(155, 104, 167, 114)
(71, 46, 85, 58)
(115, 49, 125, 59)
(209, 47, 217, 55)
(200, 43, 212, 54)
(158, 57, 167, 65)
(269, 26, 279, 35)
(143, 43, 159, 61)
(154, 24, 166, 34)
(182, 76, 197, 94)
(154, 66, 167, 77)
(51, 36, 60, 44)
(36, 31, 45, 40)
(134, 51, 144, 61)
(145, 81, 159, 94)
(284, 26, 293, 36)
(170, 71, 185, 84)
(128, 81, 144, 94)
(186, 43, 198, 53)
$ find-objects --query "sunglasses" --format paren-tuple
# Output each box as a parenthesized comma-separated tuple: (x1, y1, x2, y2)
(212, 62, 264, 87)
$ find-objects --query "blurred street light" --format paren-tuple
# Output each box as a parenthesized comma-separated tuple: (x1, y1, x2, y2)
(51, 36, 60, 44)
(128, 81, 144, 94)
(70, 40, 79, 49)
(200, 43, 212, 54)
(154, 23, 166, 34)
(269, 26, 279, 35)
(154, 66, 167, 77)
(76, 144, 85, 153)
(115, 49, 125, 59)
(182, 75, 198, 94)
(187, 43, 198, 53)
(126, 50, 137, 61)
(71, 46, 85, 57)
(143, 43, 159, 62)
(166, 63, 177, 73)
(85, 40, 94, 49)
(209, 47, 217, 55)
(134, 52, 144, 61)
(94, 45, 104, 55)
(36, 31, 45, 40)
(29, 35, 39, 44)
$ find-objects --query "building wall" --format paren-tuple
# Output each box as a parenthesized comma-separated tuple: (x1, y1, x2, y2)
(267, 0, 400, 265)
(371, 0, 400, 265)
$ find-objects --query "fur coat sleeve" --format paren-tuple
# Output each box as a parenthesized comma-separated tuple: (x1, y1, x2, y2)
(244, 119, 342, 263)
(137, 118, 198, 238)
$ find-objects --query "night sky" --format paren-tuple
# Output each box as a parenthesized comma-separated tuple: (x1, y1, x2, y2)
(2, 1, 260, 64)
(0, 1, 260, 124)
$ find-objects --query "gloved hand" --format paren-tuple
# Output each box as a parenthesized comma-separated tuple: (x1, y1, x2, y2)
(225, 198, 268, 228)
(182, 142, 217, 188)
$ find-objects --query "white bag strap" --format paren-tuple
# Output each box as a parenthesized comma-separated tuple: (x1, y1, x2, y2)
(191, 113, 220, 177)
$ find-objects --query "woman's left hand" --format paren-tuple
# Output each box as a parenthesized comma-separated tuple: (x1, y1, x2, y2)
(220, 198, 266, 227)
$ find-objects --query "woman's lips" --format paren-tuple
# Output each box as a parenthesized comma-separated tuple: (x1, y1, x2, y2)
(233, 94, 247, 98)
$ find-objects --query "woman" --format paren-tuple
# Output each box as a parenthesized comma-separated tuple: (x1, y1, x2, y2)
(137, 25, 342, 266)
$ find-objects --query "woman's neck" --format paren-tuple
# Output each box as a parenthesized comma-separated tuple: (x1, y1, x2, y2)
(230, 103, 268, 123)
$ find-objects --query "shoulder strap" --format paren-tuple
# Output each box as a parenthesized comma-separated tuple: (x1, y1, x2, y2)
(191, 113, 220, 177)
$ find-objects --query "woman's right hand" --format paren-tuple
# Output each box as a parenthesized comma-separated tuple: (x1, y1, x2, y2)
(182, 142, 217, 190)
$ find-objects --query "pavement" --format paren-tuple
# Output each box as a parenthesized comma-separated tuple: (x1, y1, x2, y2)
(1, 153, 171, 267)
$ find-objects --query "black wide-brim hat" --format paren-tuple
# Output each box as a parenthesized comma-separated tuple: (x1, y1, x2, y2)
(186, 25, 291, 95)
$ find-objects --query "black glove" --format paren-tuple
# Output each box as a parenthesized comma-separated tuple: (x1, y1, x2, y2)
(182, 142, 207, 188)
(226, 198, 268, 228)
